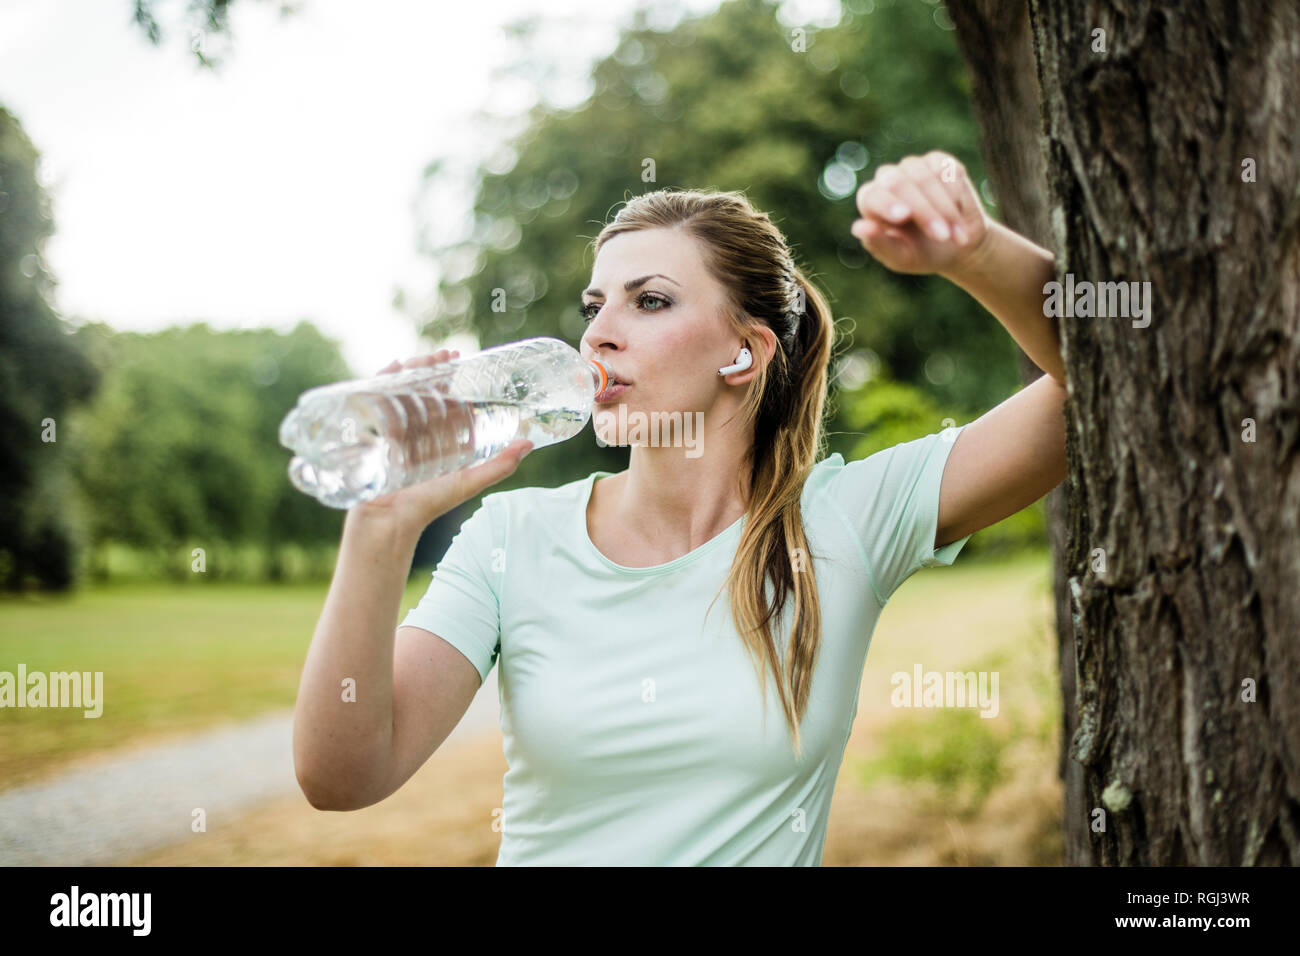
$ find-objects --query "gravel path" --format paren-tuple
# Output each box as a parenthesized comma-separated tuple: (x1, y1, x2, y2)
(0, 670, 501, 866)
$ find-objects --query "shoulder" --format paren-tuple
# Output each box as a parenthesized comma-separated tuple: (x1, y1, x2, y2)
(802, 426, 965, 509)
(802, 451, 847, 498)
(478, 472, 593, 527)
(800, 450, 856, 511)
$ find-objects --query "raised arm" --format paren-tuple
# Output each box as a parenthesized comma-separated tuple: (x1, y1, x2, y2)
(293, 349, 532, 811)
(851, 150, 1066, 549)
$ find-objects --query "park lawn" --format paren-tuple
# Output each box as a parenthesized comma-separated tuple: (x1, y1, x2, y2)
(2, 549, 1059, 821)
(0, 575, 436, 791)
(863, 544, 1060, 735)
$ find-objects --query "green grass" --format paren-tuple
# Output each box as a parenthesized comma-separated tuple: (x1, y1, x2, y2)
(0, 576, 436, 791)
(856, 693, 1023, 820)
(0, 549, 1057, 792)
(853, 547, 1062, 818)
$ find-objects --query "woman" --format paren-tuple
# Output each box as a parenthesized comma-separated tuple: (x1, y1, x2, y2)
(292, 150, 1067, 865)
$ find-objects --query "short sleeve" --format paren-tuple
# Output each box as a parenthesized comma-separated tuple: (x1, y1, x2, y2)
(822, 424, 972, 605)
(400, 496, 503, 684)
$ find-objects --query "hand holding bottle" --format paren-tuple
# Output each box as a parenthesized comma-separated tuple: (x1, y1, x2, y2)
(348, 349, 533, 531)
(280, 336, 604, 511)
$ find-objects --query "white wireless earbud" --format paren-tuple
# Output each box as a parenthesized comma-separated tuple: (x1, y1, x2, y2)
(718, 347, 753, 376)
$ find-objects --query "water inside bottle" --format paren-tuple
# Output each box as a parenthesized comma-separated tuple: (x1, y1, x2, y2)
(283, 385, 590, 508)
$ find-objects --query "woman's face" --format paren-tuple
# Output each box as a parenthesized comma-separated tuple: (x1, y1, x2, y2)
(580, 227, 740, 446)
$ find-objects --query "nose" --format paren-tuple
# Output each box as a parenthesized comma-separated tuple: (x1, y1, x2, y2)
(581, 305, 622, 353)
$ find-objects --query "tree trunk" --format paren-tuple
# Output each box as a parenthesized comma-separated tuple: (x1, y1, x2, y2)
(947, 0, 1089, 861)
(1025, 0, 1300, 864)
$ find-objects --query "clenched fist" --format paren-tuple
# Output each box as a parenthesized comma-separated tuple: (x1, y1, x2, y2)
(851, 150, 992, 277)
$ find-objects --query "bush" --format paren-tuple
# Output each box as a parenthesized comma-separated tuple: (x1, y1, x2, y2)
(855, 706, 1019, 820)
(81, 541, 339, 584)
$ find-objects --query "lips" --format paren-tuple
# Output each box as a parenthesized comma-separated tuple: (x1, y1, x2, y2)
(594, 363, 631, 400)
(595, 383, 629, 402)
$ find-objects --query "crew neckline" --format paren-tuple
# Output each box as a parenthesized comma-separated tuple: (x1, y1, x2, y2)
(579, 470, 747, 575)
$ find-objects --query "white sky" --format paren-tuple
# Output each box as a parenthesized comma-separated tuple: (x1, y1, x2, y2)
(0, 0, 734, 377)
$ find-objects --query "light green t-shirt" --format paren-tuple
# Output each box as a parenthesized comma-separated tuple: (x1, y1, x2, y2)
(401, 424, 971, 865)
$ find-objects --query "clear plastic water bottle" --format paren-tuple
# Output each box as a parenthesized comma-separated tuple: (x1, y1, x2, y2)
(278, 337, 611, 509)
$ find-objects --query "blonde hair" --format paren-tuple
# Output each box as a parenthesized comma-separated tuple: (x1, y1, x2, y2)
(590, 188, 836, 759)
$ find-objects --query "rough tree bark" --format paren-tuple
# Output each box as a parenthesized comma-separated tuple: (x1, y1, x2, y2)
(1025, 0, 1300, 864)
(946, 0, 1090, 861)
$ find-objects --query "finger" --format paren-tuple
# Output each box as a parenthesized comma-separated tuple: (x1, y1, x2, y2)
(900, 155, 965, 239)
(878, 163, 951, 240)
(461, 440, 534, 491)
(852, 216, 919, 263)
(922, 152, 979, 243)
(401, 349, 457, 369)
(856, 167, 912, 224)
(479, 438, 534, 469)
(860, 161, 954, 240)
(886, 176, 950, 242)
(376, 358, 402, 375)
(410, 351, 452, 366)
(856, 182, 914, 227)
(501, 439, 534, 471)
(851, 216, 903, 246)
(924, 151, 975, 211)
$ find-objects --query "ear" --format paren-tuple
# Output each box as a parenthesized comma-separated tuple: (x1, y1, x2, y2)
(724, 324, 780, 386)
(754, 325, 779, 368)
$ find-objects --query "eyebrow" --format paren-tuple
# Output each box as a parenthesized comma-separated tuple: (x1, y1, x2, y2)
(582, 274, 680, 299)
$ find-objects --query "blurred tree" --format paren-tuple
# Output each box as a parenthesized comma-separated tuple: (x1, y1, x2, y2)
(64, 321, 349, 578)
(413, 0, 1022, 501)
(0, 105, 101, 591)
(129, 0, 303, 70)
(842, 376, 948, 458)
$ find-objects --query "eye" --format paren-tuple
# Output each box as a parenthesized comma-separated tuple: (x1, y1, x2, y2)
(578, 292, 672, 323)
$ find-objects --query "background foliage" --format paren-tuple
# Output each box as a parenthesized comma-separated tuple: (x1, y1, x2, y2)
(2, 0, 1042, 589)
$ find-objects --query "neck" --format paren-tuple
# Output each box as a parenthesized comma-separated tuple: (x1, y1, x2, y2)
(610, 415, 753, 552)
